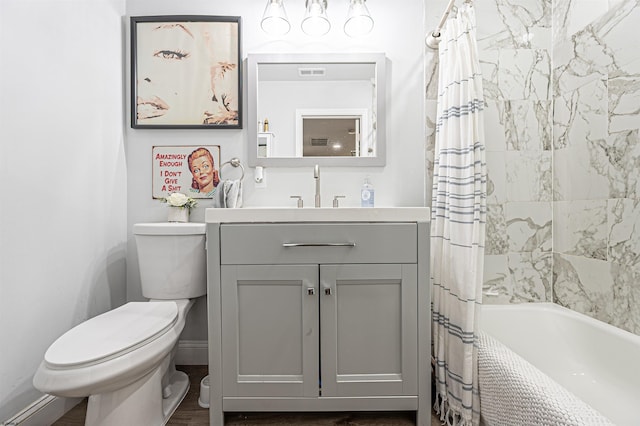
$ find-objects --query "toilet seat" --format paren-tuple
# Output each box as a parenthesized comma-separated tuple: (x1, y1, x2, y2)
(44, 302, 178, 369)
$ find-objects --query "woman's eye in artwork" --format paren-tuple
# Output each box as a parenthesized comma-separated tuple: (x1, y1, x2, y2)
(153, 50, 190, 60)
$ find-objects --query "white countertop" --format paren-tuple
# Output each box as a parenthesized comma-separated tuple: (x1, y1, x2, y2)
(205, 207, 430, 223)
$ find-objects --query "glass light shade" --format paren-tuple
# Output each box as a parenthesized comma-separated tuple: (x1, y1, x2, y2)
(344, 0, 374, 37)
(301, 0, 331, 37)
(261, 0, 291, 36)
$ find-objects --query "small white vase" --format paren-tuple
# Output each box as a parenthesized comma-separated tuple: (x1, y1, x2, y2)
(168, 207, 189, 223)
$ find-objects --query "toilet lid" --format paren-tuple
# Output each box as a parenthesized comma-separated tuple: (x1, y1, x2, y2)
(44, 302, 178, 368)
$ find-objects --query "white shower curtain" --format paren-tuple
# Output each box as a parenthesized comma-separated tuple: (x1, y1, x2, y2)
(430, 3, 486, 426)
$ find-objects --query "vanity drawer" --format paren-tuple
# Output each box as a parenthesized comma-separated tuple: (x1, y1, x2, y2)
(220, 223, 417, 265)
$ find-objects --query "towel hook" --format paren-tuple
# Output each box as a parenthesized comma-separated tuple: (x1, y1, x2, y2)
(220, 157, 245, 181)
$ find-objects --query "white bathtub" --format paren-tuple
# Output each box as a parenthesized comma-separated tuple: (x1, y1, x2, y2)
(480, 303, 640, 426)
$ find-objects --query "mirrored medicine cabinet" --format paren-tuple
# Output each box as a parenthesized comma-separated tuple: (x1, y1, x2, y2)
(247, 52, 387, 167)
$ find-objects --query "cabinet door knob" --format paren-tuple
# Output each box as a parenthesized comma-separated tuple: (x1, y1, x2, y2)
(324, 287, 332, 296)
(307, 288, 316, 296)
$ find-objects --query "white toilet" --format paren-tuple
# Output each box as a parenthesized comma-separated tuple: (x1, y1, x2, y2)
(33, 222, 207, 426)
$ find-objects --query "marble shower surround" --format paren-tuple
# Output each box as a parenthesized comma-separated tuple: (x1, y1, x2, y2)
(552, 0, 640, 335)
(425, 0, 640, 335)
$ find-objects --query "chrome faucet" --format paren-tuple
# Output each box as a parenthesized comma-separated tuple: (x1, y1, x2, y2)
(314, 164, 321, 207)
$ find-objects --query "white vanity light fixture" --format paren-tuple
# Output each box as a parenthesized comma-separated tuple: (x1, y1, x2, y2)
(344, 0, 374, 37)
(302, 0, 331, 36)
(261, 0, 373, 37)
(261, 0, 291, 36)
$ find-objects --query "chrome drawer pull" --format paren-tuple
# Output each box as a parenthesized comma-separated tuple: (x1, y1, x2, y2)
(282, 242, 356, 248)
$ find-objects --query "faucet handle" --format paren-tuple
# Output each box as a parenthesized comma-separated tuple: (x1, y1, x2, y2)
(332, 195, 346, 208)
(290, 195, 304, 208)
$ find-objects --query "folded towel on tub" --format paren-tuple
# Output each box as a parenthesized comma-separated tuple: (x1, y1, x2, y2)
(477, 332, 613, 426)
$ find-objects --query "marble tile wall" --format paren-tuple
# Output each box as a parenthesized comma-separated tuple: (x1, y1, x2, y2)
(425, 0, 640, 335)
(552, 0, 640, 334)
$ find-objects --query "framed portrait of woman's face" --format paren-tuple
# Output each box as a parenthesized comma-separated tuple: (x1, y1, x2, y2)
(131, 16, 242, 129)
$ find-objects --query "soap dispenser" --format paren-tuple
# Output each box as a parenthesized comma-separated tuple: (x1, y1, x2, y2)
(360, 177, 375, 207)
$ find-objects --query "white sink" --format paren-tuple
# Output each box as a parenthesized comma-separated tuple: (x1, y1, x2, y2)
(205, 207, 430, 223)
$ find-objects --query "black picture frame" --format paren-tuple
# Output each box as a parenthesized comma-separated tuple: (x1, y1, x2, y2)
(131, 15, 242, 129)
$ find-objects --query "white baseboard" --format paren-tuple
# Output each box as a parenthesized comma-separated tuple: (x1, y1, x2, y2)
(175, 339, 208, 365)
(3, 394, 82, 426)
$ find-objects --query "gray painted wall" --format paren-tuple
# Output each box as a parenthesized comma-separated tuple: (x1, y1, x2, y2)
(0, 0, 127, 420)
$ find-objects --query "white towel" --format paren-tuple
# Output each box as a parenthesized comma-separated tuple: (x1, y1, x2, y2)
(210, 179, 243, 208)
(222, 179, 243, 208)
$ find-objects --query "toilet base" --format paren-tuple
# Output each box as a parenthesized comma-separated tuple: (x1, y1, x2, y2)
(84, 364, 189, 426)
(162, 368, 190, 421)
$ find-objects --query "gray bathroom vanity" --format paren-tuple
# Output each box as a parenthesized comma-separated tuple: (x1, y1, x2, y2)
(205, 207, 431, 425)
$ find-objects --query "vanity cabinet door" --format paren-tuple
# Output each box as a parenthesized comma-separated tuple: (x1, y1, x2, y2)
(320, 263, 418, 397)
(221, 264, 319, 398)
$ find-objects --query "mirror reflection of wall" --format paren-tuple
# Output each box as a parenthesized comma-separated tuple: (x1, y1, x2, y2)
(258, 64, 375, 157)
(248, 53, 386, 167)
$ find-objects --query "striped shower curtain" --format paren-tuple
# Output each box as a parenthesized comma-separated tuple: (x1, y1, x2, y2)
(430, 3, 486, 426)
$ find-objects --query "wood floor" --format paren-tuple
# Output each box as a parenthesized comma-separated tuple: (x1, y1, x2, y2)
(53, 365, 441, 425)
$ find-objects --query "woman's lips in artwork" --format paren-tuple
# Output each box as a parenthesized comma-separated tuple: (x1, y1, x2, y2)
(137, 96, 169, 119)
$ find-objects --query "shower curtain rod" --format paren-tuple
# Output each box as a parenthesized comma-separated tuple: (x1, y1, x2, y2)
(425, 0, 469, 49)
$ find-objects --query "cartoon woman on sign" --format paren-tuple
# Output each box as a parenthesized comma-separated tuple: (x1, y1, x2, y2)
(135, 19, 238, 126)
(188, 147, 220, 197)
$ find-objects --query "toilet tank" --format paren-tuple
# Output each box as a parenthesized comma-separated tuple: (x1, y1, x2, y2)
(133, 223, 207, 299)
